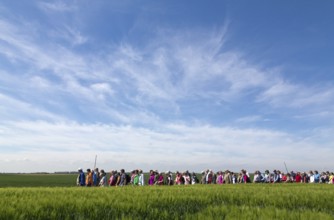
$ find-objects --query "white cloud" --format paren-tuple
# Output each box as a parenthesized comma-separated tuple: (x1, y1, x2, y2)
(49, 26, 88, 46)
(235, 115, 265, 123)
(89, 83, 113, 100)
(0, 93, 64, 122)
(106, 27, 277, 108)
(38, 1, 76, 12)
(90, 83, 114, 95)
(0, 120, 333, 172)
(2, 13, 332, 118)
(0, 3, 333, 173)
(257, 80, 334, 108)
(293, 111, 333, 120)
(29, 76, 53, 89)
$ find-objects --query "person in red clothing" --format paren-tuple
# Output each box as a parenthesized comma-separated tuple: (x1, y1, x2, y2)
(285, 173, 293, 183)
(281, 173, 287, 182)
(242, 169, 251, 183)
(295, 172, 302, 183)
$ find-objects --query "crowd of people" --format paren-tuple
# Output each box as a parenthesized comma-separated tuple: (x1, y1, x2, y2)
(76, 168, 334, 187)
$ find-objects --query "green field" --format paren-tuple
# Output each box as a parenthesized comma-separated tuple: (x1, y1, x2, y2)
(0, 174, 77, 187)
(0, 174, 333, 219)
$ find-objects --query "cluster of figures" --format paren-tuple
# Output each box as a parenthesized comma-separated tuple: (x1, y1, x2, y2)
(76, 168, 334, 187)
(253, 170, 334, 184)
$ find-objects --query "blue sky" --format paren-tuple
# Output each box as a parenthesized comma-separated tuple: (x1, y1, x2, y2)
(0, 1, 333, 173)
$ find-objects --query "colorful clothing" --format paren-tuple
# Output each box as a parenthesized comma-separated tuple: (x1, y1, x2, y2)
(86, 172, 93, 186)
(217, 174, 223, 184)
(78, 172, 85, 186)
(148, 174, 155, 185)
(133, 174, 139, 185)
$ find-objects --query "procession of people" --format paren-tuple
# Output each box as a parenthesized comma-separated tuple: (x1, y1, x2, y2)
(77, 168, 334, 187)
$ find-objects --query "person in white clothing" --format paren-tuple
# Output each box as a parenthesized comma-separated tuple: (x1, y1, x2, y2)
(309, 171, 315, 183)
(138, 169, 145, 186)
(183, 172, 191, 185)
(99, 170, 107, 187)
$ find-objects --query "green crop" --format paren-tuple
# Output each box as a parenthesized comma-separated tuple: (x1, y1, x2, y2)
(0, 174, 77, 187)
(0, 184, 333, 220)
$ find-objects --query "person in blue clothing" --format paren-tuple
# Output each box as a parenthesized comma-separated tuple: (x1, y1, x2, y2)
(93, 168, 100, 186)
(313, 170, 320, 183)
(77, 168, 86, 186)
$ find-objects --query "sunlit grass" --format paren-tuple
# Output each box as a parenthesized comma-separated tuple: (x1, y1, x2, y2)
(0, 184, 333, 219)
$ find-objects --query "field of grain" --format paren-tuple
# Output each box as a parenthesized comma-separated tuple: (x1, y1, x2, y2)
(0, 174, 77, 187)
(0, 182, 333, 219)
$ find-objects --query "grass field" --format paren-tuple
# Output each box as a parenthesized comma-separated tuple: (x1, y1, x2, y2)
(0, 174, 77, 187)
(0, 174, 333, 219)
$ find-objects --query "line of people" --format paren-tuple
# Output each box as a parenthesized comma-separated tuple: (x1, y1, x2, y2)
(253, 170, 334, 184)
(77, 168, 334, 187)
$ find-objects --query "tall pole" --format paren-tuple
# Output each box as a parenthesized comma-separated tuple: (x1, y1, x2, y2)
(284, 161, 289, 173)
(94, 155, 97, 170)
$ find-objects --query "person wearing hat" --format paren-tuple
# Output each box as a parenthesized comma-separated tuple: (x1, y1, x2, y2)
(77, 168, 85, 186)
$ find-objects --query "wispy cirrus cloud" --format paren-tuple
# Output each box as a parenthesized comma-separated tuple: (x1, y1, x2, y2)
(0, 1, 333, 173)
(108, 28, 272, 105)
(257, 80, 334, 109)
(48, 26, 88, 46)
(0, 93, 65, 122)
(38, 1, 77, 12)
(1, 11, 333, 125)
